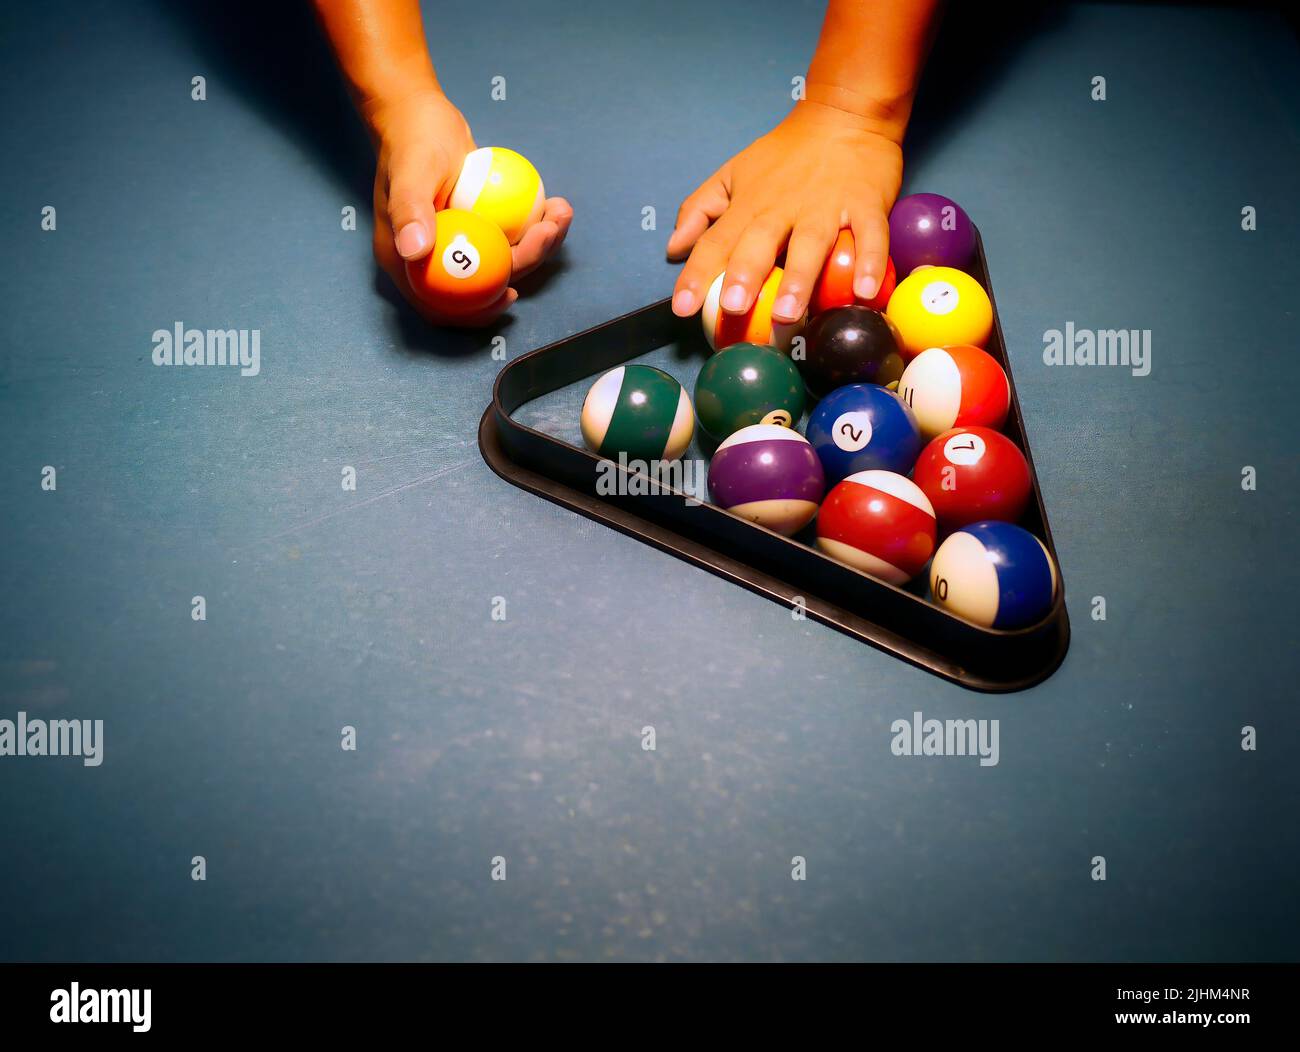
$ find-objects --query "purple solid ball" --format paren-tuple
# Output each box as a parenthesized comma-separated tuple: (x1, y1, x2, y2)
(888, 193, 976, 277)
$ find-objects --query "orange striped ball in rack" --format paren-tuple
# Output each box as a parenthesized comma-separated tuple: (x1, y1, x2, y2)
(700, 267, 804, 352)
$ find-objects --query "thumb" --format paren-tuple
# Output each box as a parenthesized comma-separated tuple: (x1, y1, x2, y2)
(388, 142, 455, 260)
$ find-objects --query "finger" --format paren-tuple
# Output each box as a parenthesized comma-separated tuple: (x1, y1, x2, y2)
(718, 212, 790, 315)
(667, 169, 731, 261)
(850, 207, 891, 301)
(774, 213, 838, 323)
(544, 196, 574, 249)
(388, 141, 454, 261)
(671, 209, 744, 317)
(510, 197, 574, 279)
(511, 219, 560, 280)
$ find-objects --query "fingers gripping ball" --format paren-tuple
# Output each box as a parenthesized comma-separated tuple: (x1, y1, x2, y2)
(701, 268, 805, 352)
(809, 230, 897, 316)
(897, 345, 1010, 439)
(581, 365, 694, 463)
(805, 384, 922, 485)
(930, 521, 1058, 629)
(815, 470, 937, 584)
(450, 146, 546, 244)
(707, 424, 825, 535)
(886, 267, 992, 360)
(694, 343, 805, 443)
(912, 426, 1031, 534)
(405, 208, 512, 316)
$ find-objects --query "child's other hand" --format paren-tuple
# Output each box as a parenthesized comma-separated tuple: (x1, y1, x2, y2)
(667, 101, 903, 326)
(369, 90, 572, 326)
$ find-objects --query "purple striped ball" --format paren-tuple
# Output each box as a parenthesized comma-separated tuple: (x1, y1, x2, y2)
(707, 424, 826, 535)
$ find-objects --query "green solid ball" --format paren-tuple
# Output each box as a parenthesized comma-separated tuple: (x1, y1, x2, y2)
(693, 343, 805, 443)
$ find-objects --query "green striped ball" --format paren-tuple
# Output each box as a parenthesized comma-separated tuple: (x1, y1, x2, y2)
(581, 365, 694, 462)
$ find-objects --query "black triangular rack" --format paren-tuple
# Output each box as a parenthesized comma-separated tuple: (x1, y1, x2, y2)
(479, 233, 1069, 691)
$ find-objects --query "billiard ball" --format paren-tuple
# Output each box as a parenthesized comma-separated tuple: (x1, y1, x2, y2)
(798, 305, 906, 399)
(888, 193, 976, 276)
(450, 146, 546, 244)
(815, 470, 936, 583)
(707, 424, 825, 535)
(805, 384, 922, 484)
(581, 364, 694, 462)
(897, 344, 1010, 439)
(694, 343, 805, 443)
(930, 521, 1058, 629)
(911, 426, 1031, 533)
(701, 267, 804, 352)
(885, 266, 993, 359)
(405, 208, 512, 316)
(809, 230, 897, 315)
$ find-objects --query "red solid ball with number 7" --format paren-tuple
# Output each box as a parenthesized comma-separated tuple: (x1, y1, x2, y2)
(912, 426, 1031, 534)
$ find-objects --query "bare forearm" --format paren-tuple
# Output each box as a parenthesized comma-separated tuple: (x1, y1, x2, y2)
(311, 0, 440, 124)
(806, 0, 943, 141)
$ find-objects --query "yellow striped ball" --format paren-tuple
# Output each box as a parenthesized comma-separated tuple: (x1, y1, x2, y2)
(450, 147, 545, 245)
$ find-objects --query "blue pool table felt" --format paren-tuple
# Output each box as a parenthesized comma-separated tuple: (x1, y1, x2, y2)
(0, 0, 1297, 960)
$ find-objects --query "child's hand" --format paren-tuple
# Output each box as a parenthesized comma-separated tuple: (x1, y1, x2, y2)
(667, 100, 903, 326)
(369, 90, 572, 326)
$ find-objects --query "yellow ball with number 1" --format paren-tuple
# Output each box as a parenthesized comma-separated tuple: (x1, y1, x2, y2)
(450, 146, 546, 245)
(885, 266, 993, 361)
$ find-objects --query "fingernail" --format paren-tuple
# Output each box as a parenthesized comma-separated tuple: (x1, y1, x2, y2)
(722, 285, 748, 312)
(854, 272, 881, 300)
(672, 289, 697, 316)
(774, 294, 800, 320)
(396, 221, 430, 259)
